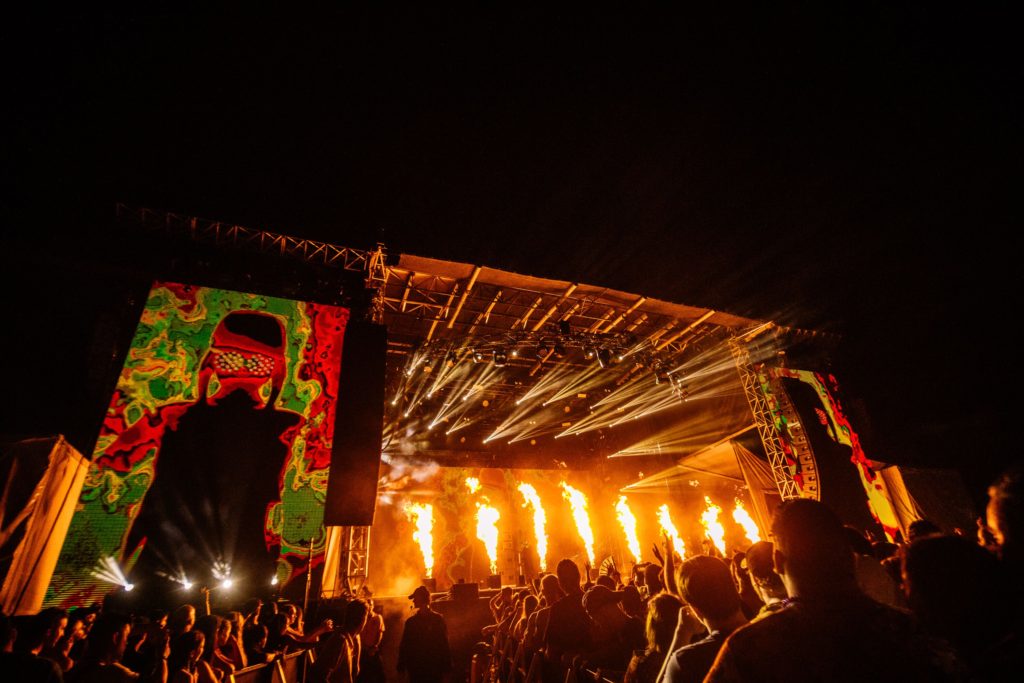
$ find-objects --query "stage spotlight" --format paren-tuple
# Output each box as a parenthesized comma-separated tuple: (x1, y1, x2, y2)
(182, 581, 193, 590)
(221, 578, 233, 590)
(654, 362, 670, 384)
(612, 347, 626, 364)
(596, 348, 611, 368)
(510, 347, 519, 358)
(124, 583, 134, 592)
(271, 576, 279, 586)
(446, 352, 457, 368)
(473, 349, 485, 363)
(536, 340, 551, 359)
(584, 347, 596, 360)
(494, 349, 508, 367)
(553, 343, 567, 359)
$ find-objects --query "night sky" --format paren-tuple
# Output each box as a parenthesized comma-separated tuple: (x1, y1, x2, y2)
(4, 6, 1020, 502)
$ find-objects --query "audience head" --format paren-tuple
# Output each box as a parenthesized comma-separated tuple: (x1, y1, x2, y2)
(643, 563, 664, 595)
(522, 594, 539, 616)
(744, 541, 786, 599)
(595, 575, 616, 590)
(770, 498, 856, 597)
(343, 598, 370, 634)
(677, 555, 743, 624)
(644, 593, 683, 654)
(872, 541, 899, 561)
(257, 601, 278, 625)
(85, 612, 133, 663)
(843, 526, 874, 556)
(243, 623, 268, 653)
(194, 614, 224, 660)
(540, 573, 565, 605)
(169, 604, 196, 636)
(169, 629, 205, 672)
(902, 533, 1009, 653)
(409, 585, 432, 609)
(582, 585, 625, 621)
(907, 519, 942, 542)
(620, 584, 643, 618)
(556, 558, 582, 594)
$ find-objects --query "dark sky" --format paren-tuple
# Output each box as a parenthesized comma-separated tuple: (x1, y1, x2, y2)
(4, 6, 1021, 498)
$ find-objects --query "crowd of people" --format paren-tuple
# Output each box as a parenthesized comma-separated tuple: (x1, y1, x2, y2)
(478, 462, 1023, 683)
(3, 461, 1021, 682)
(0, 586, 388, 683)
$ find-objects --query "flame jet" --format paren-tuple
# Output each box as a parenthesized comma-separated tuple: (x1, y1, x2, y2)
(732, 499, 761, 544)
(615, 496, 642, 564)
(560, 482, 595, 565)
(405, 502, 435, 576)
(657, 504, 686, 559)
(518, 483, 549, 572)
(701, 496, 727, 555)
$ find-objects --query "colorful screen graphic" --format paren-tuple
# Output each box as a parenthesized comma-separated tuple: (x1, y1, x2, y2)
(48, 282, 349, 607)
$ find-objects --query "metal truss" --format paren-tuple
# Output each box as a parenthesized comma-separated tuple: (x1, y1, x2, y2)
(116, 203, 382, 273)
(729, 338, 801, 500)
(337, 526, 371, 596)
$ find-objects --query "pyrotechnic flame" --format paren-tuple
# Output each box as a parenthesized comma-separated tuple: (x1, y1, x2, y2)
(615, 496, 642, 563)
(405, 502, 435, 576)
(465, 477, 481, 494)
(560, 482, 595, 564)
(701, 496, 727, 555)
(518, 483, 549, 572)
(732, 499, 761, 544)
(657, 504, 686, 559)
(475, 501, 501, 575)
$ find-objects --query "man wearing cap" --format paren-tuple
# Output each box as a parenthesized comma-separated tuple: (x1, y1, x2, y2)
(582, 584, 645, 671)
(397, 585, 451, 683)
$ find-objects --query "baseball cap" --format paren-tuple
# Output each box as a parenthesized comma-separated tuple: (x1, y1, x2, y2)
(583, 585, 624, 613)
(408, 585, 431, 601)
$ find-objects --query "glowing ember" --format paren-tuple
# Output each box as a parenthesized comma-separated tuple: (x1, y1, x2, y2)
(656, 504, 686, 559)
(615, 496, 642, 564)
(475, 501, 501, 575)
(701, 496, 727, 555)
(465, 477, 481, 494)
(560, 482, 595, 564)
(517, 483, 549, 572)
(405, 502, 435, 576)
(732, 499, 761, 544)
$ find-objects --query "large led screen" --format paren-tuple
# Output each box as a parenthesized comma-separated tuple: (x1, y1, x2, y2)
(48, 282, 349, 607)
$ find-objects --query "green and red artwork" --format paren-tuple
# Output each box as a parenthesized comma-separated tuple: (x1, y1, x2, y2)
(770, 368, 900, 541)
(47, 282, 349, 607)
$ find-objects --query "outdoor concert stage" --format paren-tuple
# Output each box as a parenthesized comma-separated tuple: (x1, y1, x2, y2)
(0, 207, 975, 616)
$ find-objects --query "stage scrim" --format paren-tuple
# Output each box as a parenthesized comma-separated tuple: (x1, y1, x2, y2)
(47, 282, 350, 607)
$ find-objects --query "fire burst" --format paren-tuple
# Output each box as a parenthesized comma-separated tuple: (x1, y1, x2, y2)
(732, 499, 761, 544)
(465, 477, 481, 494)
(657, 504, 686, 559)
(615, 496, 642, 564)
(518, 483, 549, 572)
(701, 496, 727, 555)
(405, 502, 435, 577)
(475, 501, 501, 575)
(560, 482, 595, 565)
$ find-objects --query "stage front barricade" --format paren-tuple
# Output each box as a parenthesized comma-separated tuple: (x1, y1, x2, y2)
(231, 650, 309, 683)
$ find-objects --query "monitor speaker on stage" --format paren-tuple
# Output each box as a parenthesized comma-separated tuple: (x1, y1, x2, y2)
(324, 319, 387, 527)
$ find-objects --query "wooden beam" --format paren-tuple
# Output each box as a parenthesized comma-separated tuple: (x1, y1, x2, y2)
(602, 296, 647, 333)
(446, 266, 482, 329)
(530, 283, 579, 332)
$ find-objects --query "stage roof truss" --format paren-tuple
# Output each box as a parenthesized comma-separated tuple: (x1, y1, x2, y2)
(120, 206, 831, 469)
